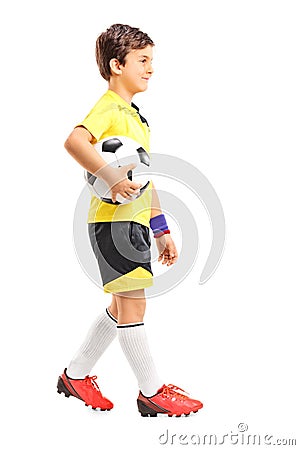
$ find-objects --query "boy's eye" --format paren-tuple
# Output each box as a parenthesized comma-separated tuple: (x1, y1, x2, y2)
(140, 59, 147, 63)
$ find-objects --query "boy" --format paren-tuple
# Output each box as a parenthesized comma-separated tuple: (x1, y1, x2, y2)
(57, 23, 203, 417)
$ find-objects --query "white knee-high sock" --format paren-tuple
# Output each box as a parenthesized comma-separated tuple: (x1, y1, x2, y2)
(117, 323, 164, 397)
(67, 308, 117, 379)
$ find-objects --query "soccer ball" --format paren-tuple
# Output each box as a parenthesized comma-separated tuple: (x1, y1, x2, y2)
(85, 136, 151, 204)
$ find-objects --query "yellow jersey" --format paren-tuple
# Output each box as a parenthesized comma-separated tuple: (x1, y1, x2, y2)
(77, 90, 153, 227)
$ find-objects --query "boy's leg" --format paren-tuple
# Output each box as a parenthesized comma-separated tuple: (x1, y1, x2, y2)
(115, 289, 203, 416)
(57, 295, 119, 410)
(115, 289, 164, 397)
(67, 294, 118, 379)
(108, 294, 119, 321)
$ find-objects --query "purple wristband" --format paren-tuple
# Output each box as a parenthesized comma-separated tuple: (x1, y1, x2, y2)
(150, 214, 169, 237)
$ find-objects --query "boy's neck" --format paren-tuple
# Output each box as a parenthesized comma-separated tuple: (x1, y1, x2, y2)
(108, 81, 134, 105)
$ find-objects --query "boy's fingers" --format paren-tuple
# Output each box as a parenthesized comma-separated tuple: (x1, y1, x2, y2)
(130, 186, 142, 193)
(125, 163, 137, 171)
(130, 182, 143, 190)
(128, 186, 139, 193)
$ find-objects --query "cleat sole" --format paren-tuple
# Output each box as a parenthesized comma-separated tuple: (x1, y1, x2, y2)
(137, 399, 166, 417)
(138, 399, 203, 418)
(86, 404, 112, 411)
(57, 389, 71, 398)
(91, 407, 110, 411)
(57, 376, 73, 398)
(141, 412, 158, 417)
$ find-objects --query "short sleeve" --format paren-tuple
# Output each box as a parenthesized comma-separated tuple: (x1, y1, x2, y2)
(76, 105, 114, 144)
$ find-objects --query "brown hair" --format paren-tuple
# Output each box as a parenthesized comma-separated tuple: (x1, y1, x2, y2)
(95, 24, 154, 81)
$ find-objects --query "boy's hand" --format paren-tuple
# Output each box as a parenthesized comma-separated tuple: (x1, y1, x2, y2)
(97, 164, 142, 203)
(156, 234, 178, 267)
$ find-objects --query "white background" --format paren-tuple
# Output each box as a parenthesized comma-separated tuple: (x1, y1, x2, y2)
(1, 0, 299, 449)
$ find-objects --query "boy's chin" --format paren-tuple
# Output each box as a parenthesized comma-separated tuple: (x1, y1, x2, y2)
(139, 85, 149, 93)
(132, 85, 148, 95)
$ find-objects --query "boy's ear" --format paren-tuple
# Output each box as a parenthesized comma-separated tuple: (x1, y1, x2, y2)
(109, 58, 123, 76)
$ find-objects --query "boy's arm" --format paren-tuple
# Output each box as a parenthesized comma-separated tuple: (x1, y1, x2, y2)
(150, 182, 178, 266)
(64, 126, 105, 174)
(65, 126, 142, 203)
(150, 181, 163, 218)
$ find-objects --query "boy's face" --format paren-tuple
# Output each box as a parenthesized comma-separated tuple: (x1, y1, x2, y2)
(119, 45, 154, 95)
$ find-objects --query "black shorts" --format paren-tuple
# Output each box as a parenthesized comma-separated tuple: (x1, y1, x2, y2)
(88, 221, 153, 293)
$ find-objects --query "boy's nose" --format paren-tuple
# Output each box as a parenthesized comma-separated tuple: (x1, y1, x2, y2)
(147, 63, 154, 74)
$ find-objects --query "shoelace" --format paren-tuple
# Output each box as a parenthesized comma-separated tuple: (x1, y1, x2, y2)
(84, 375, 101, 392)
(162, 384, 189, 400)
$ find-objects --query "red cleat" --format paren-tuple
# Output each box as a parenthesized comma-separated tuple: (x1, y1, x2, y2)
(137, 384, 203, 417)
(57, 368, 113, 410)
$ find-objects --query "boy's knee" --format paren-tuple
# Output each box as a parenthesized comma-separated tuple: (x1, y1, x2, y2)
(114, 290, 146, 324)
